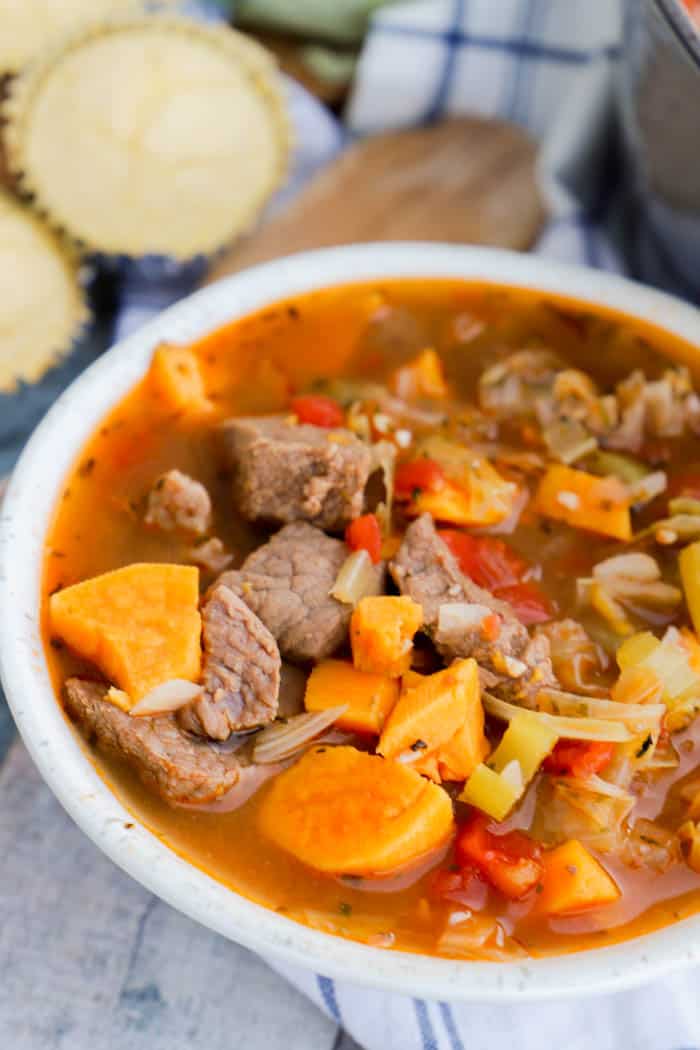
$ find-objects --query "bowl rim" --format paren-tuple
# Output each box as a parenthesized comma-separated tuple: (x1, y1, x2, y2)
(3, 242, 700, 1003)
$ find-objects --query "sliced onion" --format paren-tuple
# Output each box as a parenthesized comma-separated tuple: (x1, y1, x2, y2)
(537, 688, 665, 732)
(483, 692, 632, 742)
(130, 679, 202, 717)
(369, 439, 396, 529)
(644, 514, 700, 542)
(627, 470, 667, 506)
(593, 552, 660, 582)
(669, 497, 700, 516)
(252, 706, 348, 764)
(437, 602, 492, 633)
(472, 485, 530, 537)
(180, 762, 287, 813)
(331, 549, 382, 605)
(544, 418, 597, 465)
(377, 391, 446, 426)
(563, 773, 635, 800)
(500, 759, 524, 792)
(608, 578, 682, 606)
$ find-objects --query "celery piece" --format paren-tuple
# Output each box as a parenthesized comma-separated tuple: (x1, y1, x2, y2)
(680, 542, 700, 635)
(459, 713, 558, 821)
(643, 637, 698, 705)
(585, 449, 648, 484)
(617, 627, 700, 711)
(459, 763, 519, 821)
(487, 712, 558, 783)
(670, 498, 700, 517)
(589, 581, 635, 637)
(616, 631, 659, 671)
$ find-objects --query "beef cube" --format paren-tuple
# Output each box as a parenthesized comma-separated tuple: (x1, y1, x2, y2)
(218, 522, 384, 664)
(222, 416, 372, 530)
(64, 678, 241, 805)
(390, 514, 554, 694)
(178, 584, 281, 740)
(145, 469, 211, 535)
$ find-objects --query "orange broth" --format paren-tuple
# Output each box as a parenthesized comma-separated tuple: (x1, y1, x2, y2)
(43, 278, 700, 959)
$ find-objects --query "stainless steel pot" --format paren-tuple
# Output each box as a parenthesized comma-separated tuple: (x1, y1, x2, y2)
(618, 0, 700, 301)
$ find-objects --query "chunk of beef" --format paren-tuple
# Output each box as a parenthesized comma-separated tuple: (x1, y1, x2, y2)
(218, 522, 384, 664)
(178, 584, 280, 740)
(389, 514, 554, 695)
(145, 469, 211, 535)
(222, 416, 372, 530)
(64, 678, 241, 805)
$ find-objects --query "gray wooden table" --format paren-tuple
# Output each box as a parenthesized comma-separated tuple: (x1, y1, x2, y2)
(0, 712, 360, 1050)
(0, 317, 360, 1050)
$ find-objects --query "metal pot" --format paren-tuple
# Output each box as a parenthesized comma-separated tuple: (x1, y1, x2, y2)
(617, 0, 700, 301)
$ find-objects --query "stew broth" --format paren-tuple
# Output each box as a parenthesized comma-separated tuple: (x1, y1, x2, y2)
(43, 279, 700, 959)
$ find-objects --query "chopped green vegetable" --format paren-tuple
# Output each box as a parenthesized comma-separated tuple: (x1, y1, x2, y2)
(459, 762, 520, 821)
(585, 450, 648, 484)
(483, 693, 632, 742)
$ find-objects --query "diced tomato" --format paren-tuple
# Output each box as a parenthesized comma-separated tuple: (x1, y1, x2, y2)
(438, 531, 528, 591)
(394, 458, 446, 500)
(455, 813, 543, 900)
(437, 532, 553, 622)
(290, 394, 345, 428)
(495, 581, 555, 626)
(543, 740, 615, 779)
(481, 612, 501, 641)
(345, 513, 382, 564)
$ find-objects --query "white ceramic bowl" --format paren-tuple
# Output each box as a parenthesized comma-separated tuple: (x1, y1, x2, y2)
(2, 243, 700, 1002)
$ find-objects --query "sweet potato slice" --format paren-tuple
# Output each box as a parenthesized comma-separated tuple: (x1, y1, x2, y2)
(304, 659, 399, 734)
(437, 714, 491, 782)
(149, 342, 211, 415)
(351, 595, 423, 677)
(258, 745, 454, 875)
(50, 563, 201, 700)
(533, 465, 631, 541)
(536, 839, 620, 916)
(378, 659, 478, 762)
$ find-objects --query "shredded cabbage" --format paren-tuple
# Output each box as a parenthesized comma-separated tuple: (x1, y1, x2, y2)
(483, 693, 632, 742)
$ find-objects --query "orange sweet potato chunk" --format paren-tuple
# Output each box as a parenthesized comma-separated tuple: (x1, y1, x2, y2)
(304, 660, 399, 734)
(149, 342, 212, 414)
(537, 840, 620, 916)
(258, 746, 454, 875)
(351, 595, 423, 677)
(378, 659, 477, 762)
(50, 563, 201, 699)
(437, 711, 491, 782)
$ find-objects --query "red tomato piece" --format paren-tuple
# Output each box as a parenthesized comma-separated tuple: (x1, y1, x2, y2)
(495, 581, 555, 626)
(455, 814, 543, 900)
(394, 458, 446, 500)
(290, 394, 345, 428)
(543, 740, 615, 779)
(345, 513, 382, 564)
(438, 531, 528, 591)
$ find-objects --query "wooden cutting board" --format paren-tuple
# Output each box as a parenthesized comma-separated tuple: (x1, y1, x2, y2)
(205, 117, 545, 285)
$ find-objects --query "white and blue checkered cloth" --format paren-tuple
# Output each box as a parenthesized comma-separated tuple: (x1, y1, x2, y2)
(14, 2, 700, 1049)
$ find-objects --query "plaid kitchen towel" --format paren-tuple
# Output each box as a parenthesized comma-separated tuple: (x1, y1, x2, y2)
(6, 2, 700, 1050)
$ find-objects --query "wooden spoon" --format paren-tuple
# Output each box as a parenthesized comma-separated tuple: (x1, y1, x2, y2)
(204, 116, 544, 284)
